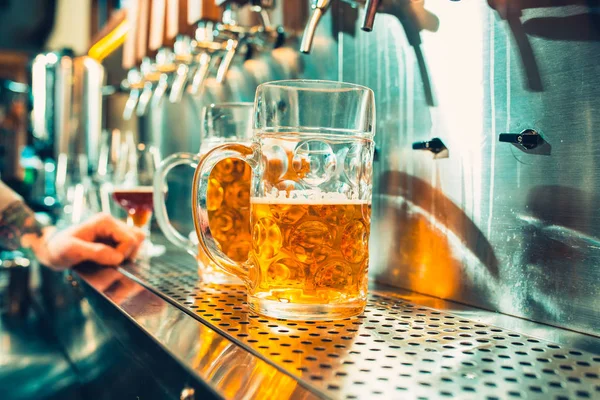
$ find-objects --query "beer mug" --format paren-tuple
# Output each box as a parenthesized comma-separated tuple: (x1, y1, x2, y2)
(154, 103, 254, 283)
(192, 80, 375, 320)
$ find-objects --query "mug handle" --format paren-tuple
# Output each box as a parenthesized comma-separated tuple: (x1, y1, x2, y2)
(153, 152, 201, 256)
(192, 143, 259, 285)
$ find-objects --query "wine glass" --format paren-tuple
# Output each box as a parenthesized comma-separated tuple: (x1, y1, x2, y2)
(113, 133, 165, 257)
(95, 129, 127, 219)
(55, 152, 97, 226)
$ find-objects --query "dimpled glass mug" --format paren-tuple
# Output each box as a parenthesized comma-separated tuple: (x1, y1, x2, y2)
(192, 80, 376, 320)
(154, 103, 253, 284)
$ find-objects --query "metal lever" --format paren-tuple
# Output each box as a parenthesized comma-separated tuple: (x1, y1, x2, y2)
(136, 57, 161, 116)
(216, 39, 238, 83)
(300, 0, 331, 54)
(362, 0, 380, 31)
(122, 68, 143, 120)
(136, 81, 154, 116)
(151, 48, 176, 108)
(190, 53, 212, 94)
(499, 129, 543, 150)
(412, 137, 448, 158)
(169, 36, 194, 103)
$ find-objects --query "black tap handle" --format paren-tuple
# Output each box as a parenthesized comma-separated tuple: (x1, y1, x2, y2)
(412, 138, 447, 154)
(499, 129, 541, 150)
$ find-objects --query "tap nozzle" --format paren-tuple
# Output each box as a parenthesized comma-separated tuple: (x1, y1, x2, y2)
(362, 0, 380, 31)
(216, 39, 238, 83)
(122, 68, 143, 120)
(169, 35, 194, 103)
(300, 0, 331, 54)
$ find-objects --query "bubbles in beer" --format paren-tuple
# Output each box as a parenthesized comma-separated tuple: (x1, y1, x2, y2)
(252, 217, 283, 259)
(293, 244, 331, 264)
(250, 199, 370, 305)
(341, 220, 368, 263)
(207, 178, 224, 211)
(224, 180, 250, 209)
(312, 203, 356, 225)
(270, 203, 306, 224)
(226, 237, 252, 261)
(204, 158, 252, 266)
(212, 158, 246, 183)
(266, 257, 304, 287)
(292, 140, 337, 186)
(314, 262, 352, 289)
(290, 220, 332, 250)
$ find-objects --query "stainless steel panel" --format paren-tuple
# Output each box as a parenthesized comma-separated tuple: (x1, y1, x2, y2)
(97, 243, 600, 400)
(333, 1, 600, 336)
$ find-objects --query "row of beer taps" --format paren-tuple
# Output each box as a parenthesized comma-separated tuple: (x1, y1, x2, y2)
(122, 0, 284, 120)
(122, 0, 440, 120)
(301, 0, 440, 106)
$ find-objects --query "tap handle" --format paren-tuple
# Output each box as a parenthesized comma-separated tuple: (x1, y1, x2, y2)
(412, 138, 448, 157)
(169, 64, 190, 103)
(123, 89, 140, 120)
(136, 81, 154, 117)
(216, 39, 238, 83)
(190, 53, 212, 95)
(362, 0, 380, 32)
(300, 0, 331, 54)
(499, 129, 542, 150)
(122, 68, 142, 120)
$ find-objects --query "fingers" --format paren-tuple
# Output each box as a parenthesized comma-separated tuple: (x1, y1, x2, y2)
(75, 213, 145, 260)
(48, 237, 126, 268)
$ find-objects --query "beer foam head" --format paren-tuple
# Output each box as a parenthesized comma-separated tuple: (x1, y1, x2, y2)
(257, 188, 370, 204)
(252, 197, 369, 205)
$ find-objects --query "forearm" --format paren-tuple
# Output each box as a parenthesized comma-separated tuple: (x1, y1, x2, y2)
(0, 199, 55, 264)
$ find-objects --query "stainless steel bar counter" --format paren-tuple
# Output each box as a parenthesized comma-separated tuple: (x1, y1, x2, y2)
(69, 239, 600, 400)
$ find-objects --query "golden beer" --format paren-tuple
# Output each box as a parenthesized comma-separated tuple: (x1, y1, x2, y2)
(197, 158, 252, 279)
(248, 198, 371, 314)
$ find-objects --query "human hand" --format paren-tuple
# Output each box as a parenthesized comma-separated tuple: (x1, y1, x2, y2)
(35, 213, 145, 270)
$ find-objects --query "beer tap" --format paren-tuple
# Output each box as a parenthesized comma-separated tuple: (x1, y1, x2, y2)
(122, 68, 144, 120)
(213, 3, 248, 83)
(188, 21, 227, 95)
(300, 0, 331, 54)
(213, 0, 284, 83)
(301, 0, 439, 106)
(169, 35, 196, 103)
(151, 47, 177, 107)
(136, 57, 162, 116)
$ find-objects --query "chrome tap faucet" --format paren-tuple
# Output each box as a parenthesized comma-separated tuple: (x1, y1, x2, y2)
(151, 47, 177, 107)
(300, 0, 331, 54)
(169, 35, 195, 103)
(122, 68, 144, 120)
(136, 57, 162, 116)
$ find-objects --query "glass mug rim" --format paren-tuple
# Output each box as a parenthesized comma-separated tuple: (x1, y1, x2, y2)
(205, 101, 254, 110)
(201, 102, 254, 144)
(257, 79, 372, 93)
(254, 79, 375, 139)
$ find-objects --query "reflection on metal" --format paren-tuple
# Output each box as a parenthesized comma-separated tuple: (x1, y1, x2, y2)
(0, 307, 80, 398)
(30, 51, 105, 169)
(337, 1, 600, 336)
(83, 245, 600, 399)
(75, 261, 318, 400)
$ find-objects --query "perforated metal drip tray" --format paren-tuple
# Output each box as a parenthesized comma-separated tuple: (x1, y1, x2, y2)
(120, 254, 600, 400)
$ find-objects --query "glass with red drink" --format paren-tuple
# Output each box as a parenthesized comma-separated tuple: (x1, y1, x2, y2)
(113, 134, 165, 257)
